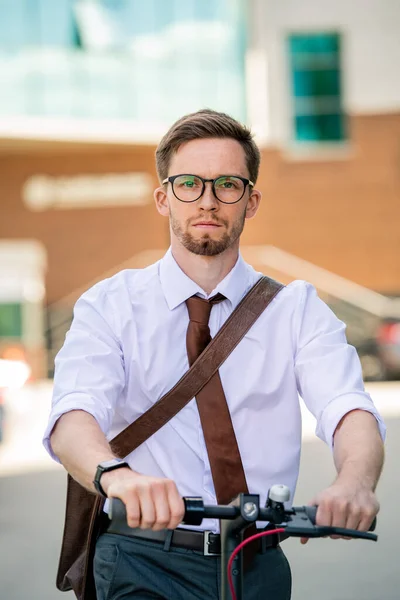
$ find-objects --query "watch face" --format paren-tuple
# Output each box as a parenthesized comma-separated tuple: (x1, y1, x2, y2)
(100, 459, 122, 470)
(94, 460, 129, 497)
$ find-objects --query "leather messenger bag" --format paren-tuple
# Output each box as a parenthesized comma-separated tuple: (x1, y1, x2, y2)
(55, 276, 284, 599)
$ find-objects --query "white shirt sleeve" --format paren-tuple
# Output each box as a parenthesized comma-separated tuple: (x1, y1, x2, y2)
(294, 282, 386, 449)
(43, 280, 125, 461)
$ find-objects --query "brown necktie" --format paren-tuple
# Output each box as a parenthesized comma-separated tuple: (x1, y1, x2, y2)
(186, 294, 250, 505)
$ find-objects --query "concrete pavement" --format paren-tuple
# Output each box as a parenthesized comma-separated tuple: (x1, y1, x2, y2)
(0, 382, 399, 599)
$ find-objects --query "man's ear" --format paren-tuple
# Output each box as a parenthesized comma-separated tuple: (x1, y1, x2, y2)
(245, 188, 261, 220)
(154, 186, 170, 217)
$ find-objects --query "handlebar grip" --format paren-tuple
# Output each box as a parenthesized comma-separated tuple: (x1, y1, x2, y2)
(305, 506, 377, 531)
(109, 497, 127, 524)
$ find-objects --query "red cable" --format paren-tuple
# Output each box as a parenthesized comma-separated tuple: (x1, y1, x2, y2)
(227, 528, 286, 600)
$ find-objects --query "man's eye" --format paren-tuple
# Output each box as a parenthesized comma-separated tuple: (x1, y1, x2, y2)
(176, 177, 200, 188)
(217, 178, 240, 189)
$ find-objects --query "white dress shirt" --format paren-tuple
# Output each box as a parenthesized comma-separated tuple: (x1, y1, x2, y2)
(43, 249, 386, 532)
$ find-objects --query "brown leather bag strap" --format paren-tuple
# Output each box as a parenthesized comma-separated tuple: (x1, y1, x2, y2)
(110, 275, 284, 458)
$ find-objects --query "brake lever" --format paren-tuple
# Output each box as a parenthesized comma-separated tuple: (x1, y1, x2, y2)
(283, 506, 378, 541)
(303, 506, 377, 532)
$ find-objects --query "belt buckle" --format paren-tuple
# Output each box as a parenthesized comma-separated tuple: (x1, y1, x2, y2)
(203, 530, 218, 556)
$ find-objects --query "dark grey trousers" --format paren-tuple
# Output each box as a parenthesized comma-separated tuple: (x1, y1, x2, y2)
(94, 532, 292, 600)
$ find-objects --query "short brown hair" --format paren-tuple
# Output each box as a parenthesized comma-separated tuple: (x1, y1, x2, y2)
(155, 108, 261, 184)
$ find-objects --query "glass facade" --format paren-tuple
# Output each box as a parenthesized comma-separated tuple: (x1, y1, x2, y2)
(288, 33, 346, 143)
(0, 0, 247, 126)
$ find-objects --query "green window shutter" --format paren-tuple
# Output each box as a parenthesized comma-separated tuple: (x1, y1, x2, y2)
(288, 33, 346, 142)
(0, 303, 23, 339)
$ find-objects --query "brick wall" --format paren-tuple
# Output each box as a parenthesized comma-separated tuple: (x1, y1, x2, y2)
(241, 112, 400, 294)
(0, 112, 399, 308)
(0, 144, 167, 304)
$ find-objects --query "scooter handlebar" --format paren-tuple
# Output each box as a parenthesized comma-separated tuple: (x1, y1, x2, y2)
(109, 496, 377, 539)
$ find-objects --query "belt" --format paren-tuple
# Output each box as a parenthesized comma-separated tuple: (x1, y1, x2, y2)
(103, 516, 288, 556)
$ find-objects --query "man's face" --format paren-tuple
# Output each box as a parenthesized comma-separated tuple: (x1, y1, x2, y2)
(155, 138, 260, 256)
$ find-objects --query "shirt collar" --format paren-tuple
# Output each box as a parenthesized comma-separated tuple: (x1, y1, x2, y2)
(159, 247, 252, 311)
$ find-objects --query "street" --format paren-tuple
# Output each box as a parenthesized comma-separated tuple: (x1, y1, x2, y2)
(0, 382, 399, 600)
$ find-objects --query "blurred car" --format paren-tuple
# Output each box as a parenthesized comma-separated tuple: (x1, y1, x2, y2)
(356, 319, 400, 381)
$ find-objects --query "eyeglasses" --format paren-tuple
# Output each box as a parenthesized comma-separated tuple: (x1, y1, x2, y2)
(162, 174, 254, 204)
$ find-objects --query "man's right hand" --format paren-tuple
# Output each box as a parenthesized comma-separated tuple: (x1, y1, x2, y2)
(101, 468, 185, 531)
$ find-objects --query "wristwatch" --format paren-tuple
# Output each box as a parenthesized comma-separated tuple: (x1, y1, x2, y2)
(93, 459, 130, 497)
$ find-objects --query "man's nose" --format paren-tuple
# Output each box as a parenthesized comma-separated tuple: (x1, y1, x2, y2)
(198, 182, 219, 210)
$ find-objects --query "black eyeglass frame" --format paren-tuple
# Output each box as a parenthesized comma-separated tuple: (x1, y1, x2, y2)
(162, 174, 254, 204)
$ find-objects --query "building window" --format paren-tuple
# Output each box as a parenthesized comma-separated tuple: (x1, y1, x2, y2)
(287, 33, 346, 143)
(0, 303, 22, 339)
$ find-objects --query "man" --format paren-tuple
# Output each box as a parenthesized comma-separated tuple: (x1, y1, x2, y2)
(44, 109, 385, 600)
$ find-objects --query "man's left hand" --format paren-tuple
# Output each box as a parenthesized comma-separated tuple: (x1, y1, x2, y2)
(300, 481, 379, 545)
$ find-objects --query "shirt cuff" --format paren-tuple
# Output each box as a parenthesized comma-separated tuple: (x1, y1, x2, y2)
(316, 391, 387, 451)
(42, 393, 108, 462)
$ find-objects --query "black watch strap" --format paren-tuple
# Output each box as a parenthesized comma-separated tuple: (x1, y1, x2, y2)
(93, 459, 130, 497)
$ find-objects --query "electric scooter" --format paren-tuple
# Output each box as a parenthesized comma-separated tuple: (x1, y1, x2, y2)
(109, 484, 377, 600)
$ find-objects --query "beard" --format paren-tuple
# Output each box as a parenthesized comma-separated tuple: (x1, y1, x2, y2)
(170, 210, 246, 256)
